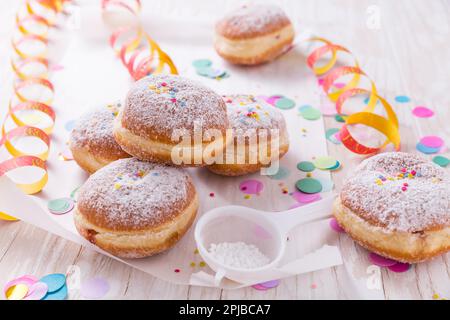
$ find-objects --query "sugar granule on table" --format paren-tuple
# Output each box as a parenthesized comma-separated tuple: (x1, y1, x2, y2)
(208, 242, 270, 269)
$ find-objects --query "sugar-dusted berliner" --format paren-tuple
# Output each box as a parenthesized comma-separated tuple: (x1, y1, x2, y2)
(70, 102, 130, 174)
(113, 75, 230, 166)
(214, 4, 295, 65)
(74, 158, 199, 258)
(207, 94, 289, 176)
(333, 152, 450, 263)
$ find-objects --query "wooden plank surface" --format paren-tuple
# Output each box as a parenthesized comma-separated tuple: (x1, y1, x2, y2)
(0, 0, 449, 300)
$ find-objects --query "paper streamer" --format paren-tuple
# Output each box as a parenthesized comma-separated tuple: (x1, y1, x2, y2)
(101, 0, 178, 80)
(0, 0, 67, 220)
(306, 37, 400, 154)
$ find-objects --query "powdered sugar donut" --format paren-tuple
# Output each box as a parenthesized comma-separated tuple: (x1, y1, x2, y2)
(74, 158, 198, 258)
(215, 4, 295, 65)
(70, 102, 130, 174)
(114, 75, 230, 166)
(207, 95, 289, 176)
(333, 152, 450, 263)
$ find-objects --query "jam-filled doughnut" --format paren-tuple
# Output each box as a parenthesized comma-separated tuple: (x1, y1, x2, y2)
(113, 75, 230, 166)
(214, 4, 295, 65)
(70, 102, 130, 174)
(333, 152, 450, 263)
(207, 94, 289, 176)
(74, 158, 199, 258)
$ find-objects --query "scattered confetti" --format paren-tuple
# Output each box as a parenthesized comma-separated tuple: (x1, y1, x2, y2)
(80, 277, 110, 299)
(416, 143, 441, 154)
(296, 161, 315, 172)
(433, 155, 450, 167)
(300, 106, 322, 120)
(267, 166, 290, 180)
(412, 106, 434, 118)
(368, 252, 397, 267)
(42, 284, 67, 300)
(199, 261, 206, 267)
(239, 179, 264, 195)
(420, 136, 444, 149)
(174, 269, 180, 273)
(23, 282, 48, 300)
(295, 178, 322, 194)
(313, 156, 339, 170)
(48, 197, 75, 215)
(329, 218, 345, 233)
(334, 114, 346, 123)
(5, 284, 29, 300)
(387, 262, 411, 273)
(193, 59, 228, 80)
(209, 192, 215, 197)
(292, 191, 321, 204)
(274, 97, 296, 110)
(326, 128, 341, 144)
(39, 273, 66, 293)
(394, 95, 411, 103)
(3, 275, 37, 298)
(252, 284, 269, 291)
(192, 59, 212, 69)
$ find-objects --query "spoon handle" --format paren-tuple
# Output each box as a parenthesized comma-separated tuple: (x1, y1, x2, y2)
(267, 195, 336, 234)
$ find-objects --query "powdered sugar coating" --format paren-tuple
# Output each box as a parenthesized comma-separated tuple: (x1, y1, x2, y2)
(216, 4, 291, 39)
(71, 102, 127, 158)
(223, 94, 286, 131)
(77, 158, 195, 231)
(341, 152, 450, 232)
(122, 75, 228, 141)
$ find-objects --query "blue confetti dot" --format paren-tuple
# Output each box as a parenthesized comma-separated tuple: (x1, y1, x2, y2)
(298, 105, 312, 112)
(416, 143, 440, 154)
(64, 120, 76, 132)
(40, 273, 66, 293)
(42, 284, 68, 300)
(395, 95, 411, 103)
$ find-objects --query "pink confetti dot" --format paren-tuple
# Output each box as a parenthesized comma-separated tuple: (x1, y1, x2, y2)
(24, 282, 48, 300)
(258, 279, 280, 289)
(292, 191, 321, 204)
(239, 179, 264, 195)
(388, 262, 411, 273)
(252, 284, 269, 291)
(80, 277, 110, 299)
(412, 106, 434, 118)
(368, 252, 397, 267)
(420, 136, 444, 149)
(329, 218, 345, 233)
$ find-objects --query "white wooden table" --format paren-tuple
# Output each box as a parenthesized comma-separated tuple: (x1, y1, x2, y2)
(0, 0, 449, 299)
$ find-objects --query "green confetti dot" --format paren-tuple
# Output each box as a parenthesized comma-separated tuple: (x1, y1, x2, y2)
(433, 155, 450, 167)
(192, 59, 212, 68)
(335, 114, 346, 123)
(325, 128, 340, 142)
(301, 107, 322, 120)
(297, 161, 315, 172)
(313, 156, 338, 170)
(275, 97, 296, 110)
(295, 178, 323, 194)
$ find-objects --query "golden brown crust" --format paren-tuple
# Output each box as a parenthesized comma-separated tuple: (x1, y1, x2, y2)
(207, 142, 289, 176)
(70, 143, 130, 174)
(215, 4, 291, 40)
(74, 194, 199, 259)
(333, 198, 450, 263)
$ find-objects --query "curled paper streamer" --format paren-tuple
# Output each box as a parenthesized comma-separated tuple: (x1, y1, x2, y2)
(102, 0, 178, 80)
(306, 37, 400, 154)
(0, 0, 67, 220)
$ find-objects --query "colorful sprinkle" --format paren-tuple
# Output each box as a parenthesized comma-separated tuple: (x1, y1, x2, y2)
(199, 262, 206, 267)
(420, 136, 444, 149)
(295, 178, 323, 194)
(412, 106, 434, 118)
(296, 161, 315, 172)
(174, 269, 180, 273)
(416, 142, 441, 154)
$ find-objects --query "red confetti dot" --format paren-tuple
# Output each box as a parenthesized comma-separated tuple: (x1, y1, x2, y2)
(209, 192, 215, 197)
(171, 98, 177, 103)
(401, 186, 407, 191)
(411, 170, 416, 176)
(174, 269, 180, 273)
(401, 168, 407, 173)
(403, 183, 409, 186)
(161, 82, 167, 86)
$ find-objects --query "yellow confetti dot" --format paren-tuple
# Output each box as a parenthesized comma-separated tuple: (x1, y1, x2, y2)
(199, 261, 206, 267)
(433, 293, 440, 300)
(194, 249, 199, 254)
(6, 284, 28, 300)
(114, 183, 122, 190)
(306, 173, 312, 177)
(190, 262, 196, 267)
(149, 85, 156, 90)
(301, 128, 307, 133)
(244, 195, 251, 199)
